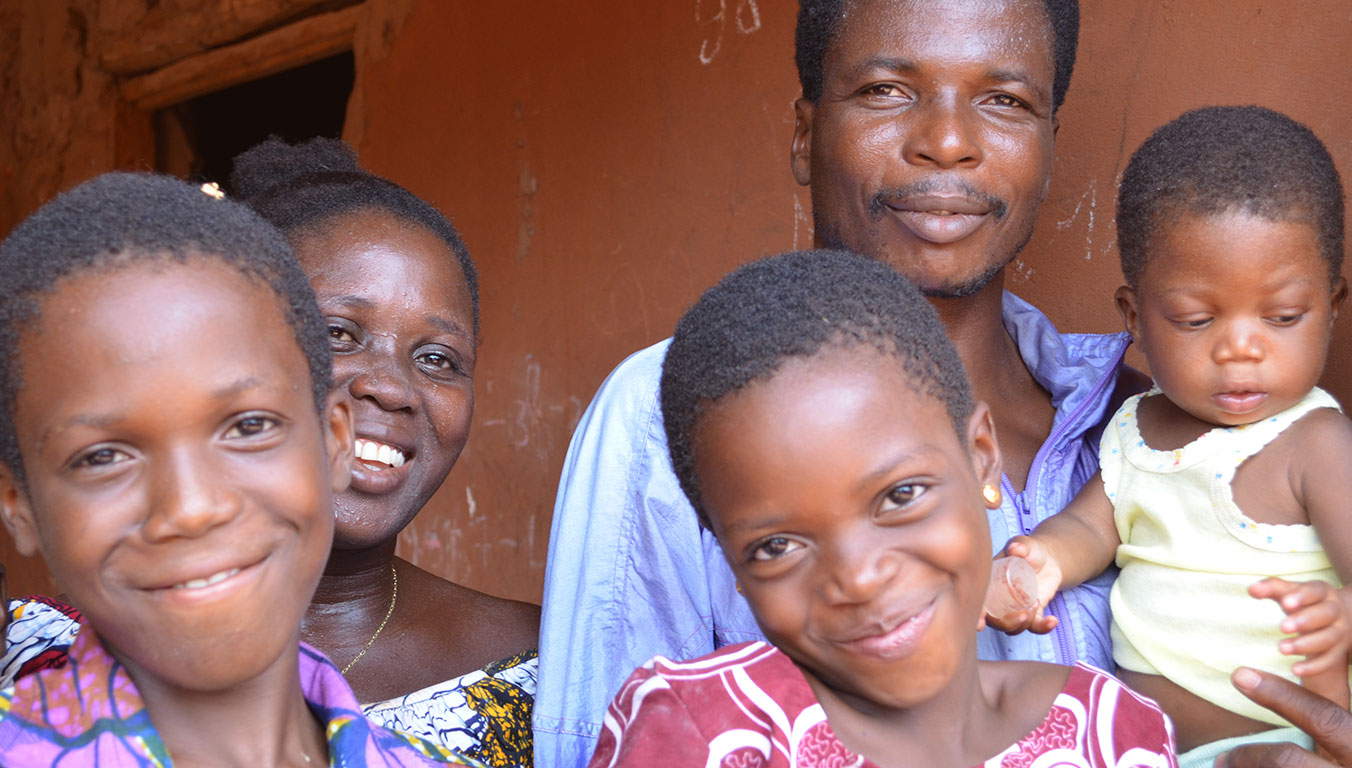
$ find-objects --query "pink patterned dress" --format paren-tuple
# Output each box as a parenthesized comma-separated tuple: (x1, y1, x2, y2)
(589, 641, 1177, 768)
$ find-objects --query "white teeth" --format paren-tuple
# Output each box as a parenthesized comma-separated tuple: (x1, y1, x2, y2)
(353, 438, 407, 469)
(172, 568, 240, 590)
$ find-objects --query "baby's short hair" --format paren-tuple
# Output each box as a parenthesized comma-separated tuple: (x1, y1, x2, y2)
(230, 136, 480, 335)
(0, 172, 332, 483)
(661, 249, 973, 529)
(1117, 105, 1345, 288)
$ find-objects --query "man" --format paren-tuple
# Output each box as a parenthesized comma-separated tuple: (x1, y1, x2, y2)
(534, 1, 1134, 765)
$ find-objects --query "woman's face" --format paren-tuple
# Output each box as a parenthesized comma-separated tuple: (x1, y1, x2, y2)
(295, 209, 476, 549)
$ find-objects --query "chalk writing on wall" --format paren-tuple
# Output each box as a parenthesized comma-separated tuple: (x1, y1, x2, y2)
(696, 0, 762, 65)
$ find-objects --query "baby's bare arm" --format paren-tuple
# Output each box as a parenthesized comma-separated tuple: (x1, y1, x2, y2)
(1295, 409, 1352, 582)
(1026, 470, 1121, 590)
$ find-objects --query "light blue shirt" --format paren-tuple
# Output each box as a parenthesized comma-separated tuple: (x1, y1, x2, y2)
(534, 292, 1132, 768)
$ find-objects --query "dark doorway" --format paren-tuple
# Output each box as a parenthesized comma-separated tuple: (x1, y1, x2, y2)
(155, 51, 355, 189)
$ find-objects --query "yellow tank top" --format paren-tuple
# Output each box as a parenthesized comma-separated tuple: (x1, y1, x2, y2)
(1105, 386, 1343, 725)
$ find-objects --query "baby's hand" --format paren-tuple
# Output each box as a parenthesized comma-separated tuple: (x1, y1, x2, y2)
(1251, 577, 1352, 691)
(984, 536, 1063, 635)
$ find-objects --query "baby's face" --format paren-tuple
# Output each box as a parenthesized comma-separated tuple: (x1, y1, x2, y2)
(0, 258, 351, 692)
(692, 345, 1000, 712)
(1119, 211, 1345, 427)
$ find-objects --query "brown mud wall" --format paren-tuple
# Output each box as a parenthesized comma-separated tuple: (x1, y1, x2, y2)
(3, 1, 1351, 602)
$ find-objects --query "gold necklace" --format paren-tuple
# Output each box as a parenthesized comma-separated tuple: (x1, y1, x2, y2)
(341, 564, 398, 676)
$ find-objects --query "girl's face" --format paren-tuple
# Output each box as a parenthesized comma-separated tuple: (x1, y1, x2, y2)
(1117, 211, 1346, 427)
(693, 345, 1001, 712)
(0, 260, 352, 692)
(296, 209, 476, 549)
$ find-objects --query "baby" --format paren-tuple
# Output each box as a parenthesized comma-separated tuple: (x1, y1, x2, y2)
(589, 250, 1177, 767)
(0, 173, 476, 766)
(995, 106, 1351, 763)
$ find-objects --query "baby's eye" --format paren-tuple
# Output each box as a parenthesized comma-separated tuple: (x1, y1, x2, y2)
(1267, 313, 1305, 326)
(750, 537, 801, 562)
(76, 447, 129, 469)
(1173, 317, 1211, 329)
(882, 482, 926, 511)
(225, 415, 280, 439)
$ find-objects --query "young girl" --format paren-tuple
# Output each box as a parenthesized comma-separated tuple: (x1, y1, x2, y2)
(995, 106, 1352, 764)
(589, 250, 1177, 767)
(0, 173, 474, 766)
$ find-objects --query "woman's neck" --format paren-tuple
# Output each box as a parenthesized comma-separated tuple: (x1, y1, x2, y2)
(126, 645, 326, 768)
(300, 540, 400, 680)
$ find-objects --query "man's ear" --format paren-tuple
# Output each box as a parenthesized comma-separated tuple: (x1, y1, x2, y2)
(790, 97, 814, 187)
(323, 393, 354, 494)
(965, 401, 1002, 492)
(0, 464, 41, 557)
(1114, 285, 1142, 341)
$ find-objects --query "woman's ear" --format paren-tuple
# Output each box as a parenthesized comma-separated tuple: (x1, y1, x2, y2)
(323, 393, 354, 494)
(965, 401, 1002, 491)
(0, 465, 41, 557)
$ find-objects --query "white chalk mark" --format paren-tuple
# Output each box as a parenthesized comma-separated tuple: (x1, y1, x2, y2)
(465, 485, 478, 520)
(736, 0, 761, 33)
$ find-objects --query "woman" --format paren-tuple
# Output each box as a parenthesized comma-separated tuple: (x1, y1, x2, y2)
(230, 137, 540, 767)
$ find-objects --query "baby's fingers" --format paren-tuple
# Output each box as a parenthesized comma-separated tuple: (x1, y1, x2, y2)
(1249, 577, 1302, 602)
(1289, 640, 1350, 679)
(1279, 600, 1342, 636)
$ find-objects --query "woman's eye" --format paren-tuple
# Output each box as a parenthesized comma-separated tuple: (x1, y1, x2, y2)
(225, 416, 279, 439)
(77, 448, 129, 468)
(326, 320, 359, 348)
(882, 482, 926, 510)
(416, 348, 463, 376)
(750, 537, 801, 562)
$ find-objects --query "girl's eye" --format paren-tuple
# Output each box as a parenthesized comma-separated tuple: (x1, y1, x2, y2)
(225, 416, 279, 439)
(77, 447, 129, 469)
(750, 537, 801, 562)
(882, 482, 926, 510)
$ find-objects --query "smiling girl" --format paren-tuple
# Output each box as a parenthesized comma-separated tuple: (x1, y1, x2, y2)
(588, 250, 1176, 767)
(0, 173, 471, 766)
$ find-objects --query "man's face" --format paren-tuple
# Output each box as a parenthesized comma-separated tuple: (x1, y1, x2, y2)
(792, 0, 1058, 297)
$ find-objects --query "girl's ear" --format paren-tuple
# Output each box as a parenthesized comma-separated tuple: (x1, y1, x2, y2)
(0, 465, 41, 557)
(322, 392, 355, 494)
(1114, 285, 1142, 341)
(965, 401, 1002, 491)
(1330, 276, 1347, 324)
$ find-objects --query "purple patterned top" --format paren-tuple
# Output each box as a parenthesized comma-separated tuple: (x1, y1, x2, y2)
(0, 620, 481, 767)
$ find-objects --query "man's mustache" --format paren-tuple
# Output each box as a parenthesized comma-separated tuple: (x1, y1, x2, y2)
(869, 179, 1008, 221)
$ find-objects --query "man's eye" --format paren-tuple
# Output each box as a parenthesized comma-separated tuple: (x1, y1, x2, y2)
(987, 93, 1027, 109)
(751, 537, 801, 562)
(326, 320, 358, 346)
(225, 416, 279, 439)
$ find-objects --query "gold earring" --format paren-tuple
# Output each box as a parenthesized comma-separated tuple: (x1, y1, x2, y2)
(735, 582, 744, 595)
(982, 484, 1001, 507)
